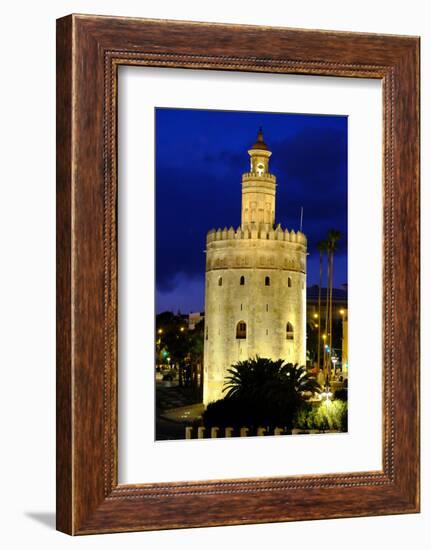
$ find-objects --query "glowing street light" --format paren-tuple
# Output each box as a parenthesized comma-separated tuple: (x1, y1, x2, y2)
(320, 387, 333, 404)
(321, 390, 332, 399)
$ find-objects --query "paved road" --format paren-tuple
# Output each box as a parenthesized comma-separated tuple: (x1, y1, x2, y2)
(155, 381, 204, 440)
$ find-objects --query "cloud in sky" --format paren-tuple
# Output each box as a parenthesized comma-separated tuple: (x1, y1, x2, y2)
(155, 108, 347, 312)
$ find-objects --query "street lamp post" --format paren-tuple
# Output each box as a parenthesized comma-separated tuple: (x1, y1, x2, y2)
(339, 309, 347, 375)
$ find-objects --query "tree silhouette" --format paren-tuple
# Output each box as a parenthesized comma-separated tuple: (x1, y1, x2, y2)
(203, 357, 321, 432)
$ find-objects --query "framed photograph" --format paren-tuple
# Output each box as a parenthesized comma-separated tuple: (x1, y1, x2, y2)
(56, 14, 420, 534)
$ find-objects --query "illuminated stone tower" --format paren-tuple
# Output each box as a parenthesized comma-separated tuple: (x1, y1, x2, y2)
(203, 129, 307, 405)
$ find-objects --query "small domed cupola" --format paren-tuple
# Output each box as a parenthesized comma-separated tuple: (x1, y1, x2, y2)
(247, 128, 272, 176)
(250, 128, 268, 151)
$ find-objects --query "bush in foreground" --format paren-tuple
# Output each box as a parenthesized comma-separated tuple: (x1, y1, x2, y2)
(294, 400, 348, 432)
(202, 357, 321, 432)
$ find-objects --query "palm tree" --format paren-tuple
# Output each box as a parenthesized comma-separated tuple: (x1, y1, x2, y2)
(324, 239, 331, 378)
(223, 356, 285, 400)
(326, 229, 341, 376)
(219, 357, 321, 432)
(316, 240, 327, 373)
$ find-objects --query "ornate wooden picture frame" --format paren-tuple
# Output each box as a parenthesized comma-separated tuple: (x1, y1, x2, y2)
(56, 14, 420, 535)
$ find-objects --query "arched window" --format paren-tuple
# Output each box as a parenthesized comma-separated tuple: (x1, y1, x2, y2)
(240, 275, 245, 285)
(288, 277, 292, 288)
(218, 277, 223, 286)
(236, 321, 247, 339)
(265, 276, 270, 286)
(286, 322, 294, 340)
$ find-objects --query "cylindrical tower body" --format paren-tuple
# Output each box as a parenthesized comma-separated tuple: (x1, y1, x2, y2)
(203, 130, 307, 405)
(203, 229, 307, 404)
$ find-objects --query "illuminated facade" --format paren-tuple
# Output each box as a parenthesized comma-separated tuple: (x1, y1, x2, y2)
(203, 130, 307, 404)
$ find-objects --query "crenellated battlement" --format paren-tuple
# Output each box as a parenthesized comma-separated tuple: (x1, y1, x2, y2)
(206, 225, 307, 246)
(242, 172, 276, 183)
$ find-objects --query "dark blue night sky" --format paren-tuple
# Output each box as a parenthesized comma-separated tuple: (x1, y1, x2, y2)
(155, 108, 347, 314)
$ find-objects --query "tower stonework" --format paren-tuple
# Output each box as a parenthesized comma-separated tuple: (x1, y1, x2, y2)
(203, 130, 307, 405)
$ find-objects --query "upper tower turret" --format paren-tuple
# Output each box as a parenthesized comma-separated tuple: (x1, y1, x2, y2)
(241, 128, 277, 229)
(248, 128, 271, 175)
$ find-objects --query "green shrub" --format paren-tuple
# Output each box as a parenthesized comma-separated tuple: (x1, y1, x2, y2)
(294, 400, 348, 432)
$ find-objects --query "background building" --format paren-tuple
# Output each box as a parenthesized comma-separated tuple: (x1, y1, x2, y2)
(203, 130, 307, 404)
(188, 311, 204, 330)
